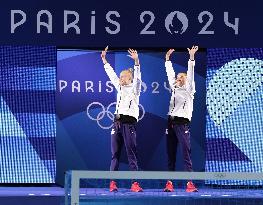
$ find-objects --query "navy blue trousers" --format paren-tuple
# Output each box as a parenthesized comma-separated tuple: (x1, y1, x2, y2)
(166, 122, 193, 172)
(110, 121, 138, 171)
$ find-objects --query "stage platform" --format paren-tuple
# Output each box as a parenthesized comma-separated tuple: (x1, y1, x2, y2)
(0, 187, 262, 205)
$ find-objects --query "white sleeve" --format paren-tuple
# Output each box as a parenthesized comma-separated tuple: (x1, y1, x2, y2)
(132, 64, 142, 96)
(104, 63, 120, 90)
(186, 60, 196, 94)
(165, 61, 176, 89)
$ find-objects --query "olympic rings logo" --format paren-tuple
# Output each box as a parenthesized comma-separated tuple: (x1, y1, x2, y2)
(86, 102, 145, 129)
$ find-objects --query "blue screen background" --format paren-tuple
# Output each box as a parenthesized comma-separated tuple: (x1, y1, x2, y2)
(0, 46, 56, 183)
(205, 48, 263, 185)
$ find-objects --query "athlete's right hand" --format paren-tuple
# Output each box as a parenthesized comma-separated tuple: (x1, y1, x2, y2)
(165, 49, 175, 61)
(101, 46, 108, 64)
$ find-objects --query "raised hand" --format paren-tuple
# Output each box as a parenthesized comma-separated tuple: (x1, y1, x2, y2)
(187, 46, 198, 60)
(127, 48, 139, 65)
(101, 46, 108, 64)
(165, 49, 175, 61)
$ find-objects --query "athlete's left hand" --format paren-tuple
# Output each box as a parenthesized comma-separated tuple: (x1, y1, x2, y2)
(128, 48, 139, 65)
(187, 46, 198, 60)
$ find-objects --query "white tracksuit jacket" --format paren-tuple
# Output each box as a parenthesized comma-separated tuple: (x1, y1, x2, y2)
(165, 60, 196, 121)
(104, 63, 142, 121)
